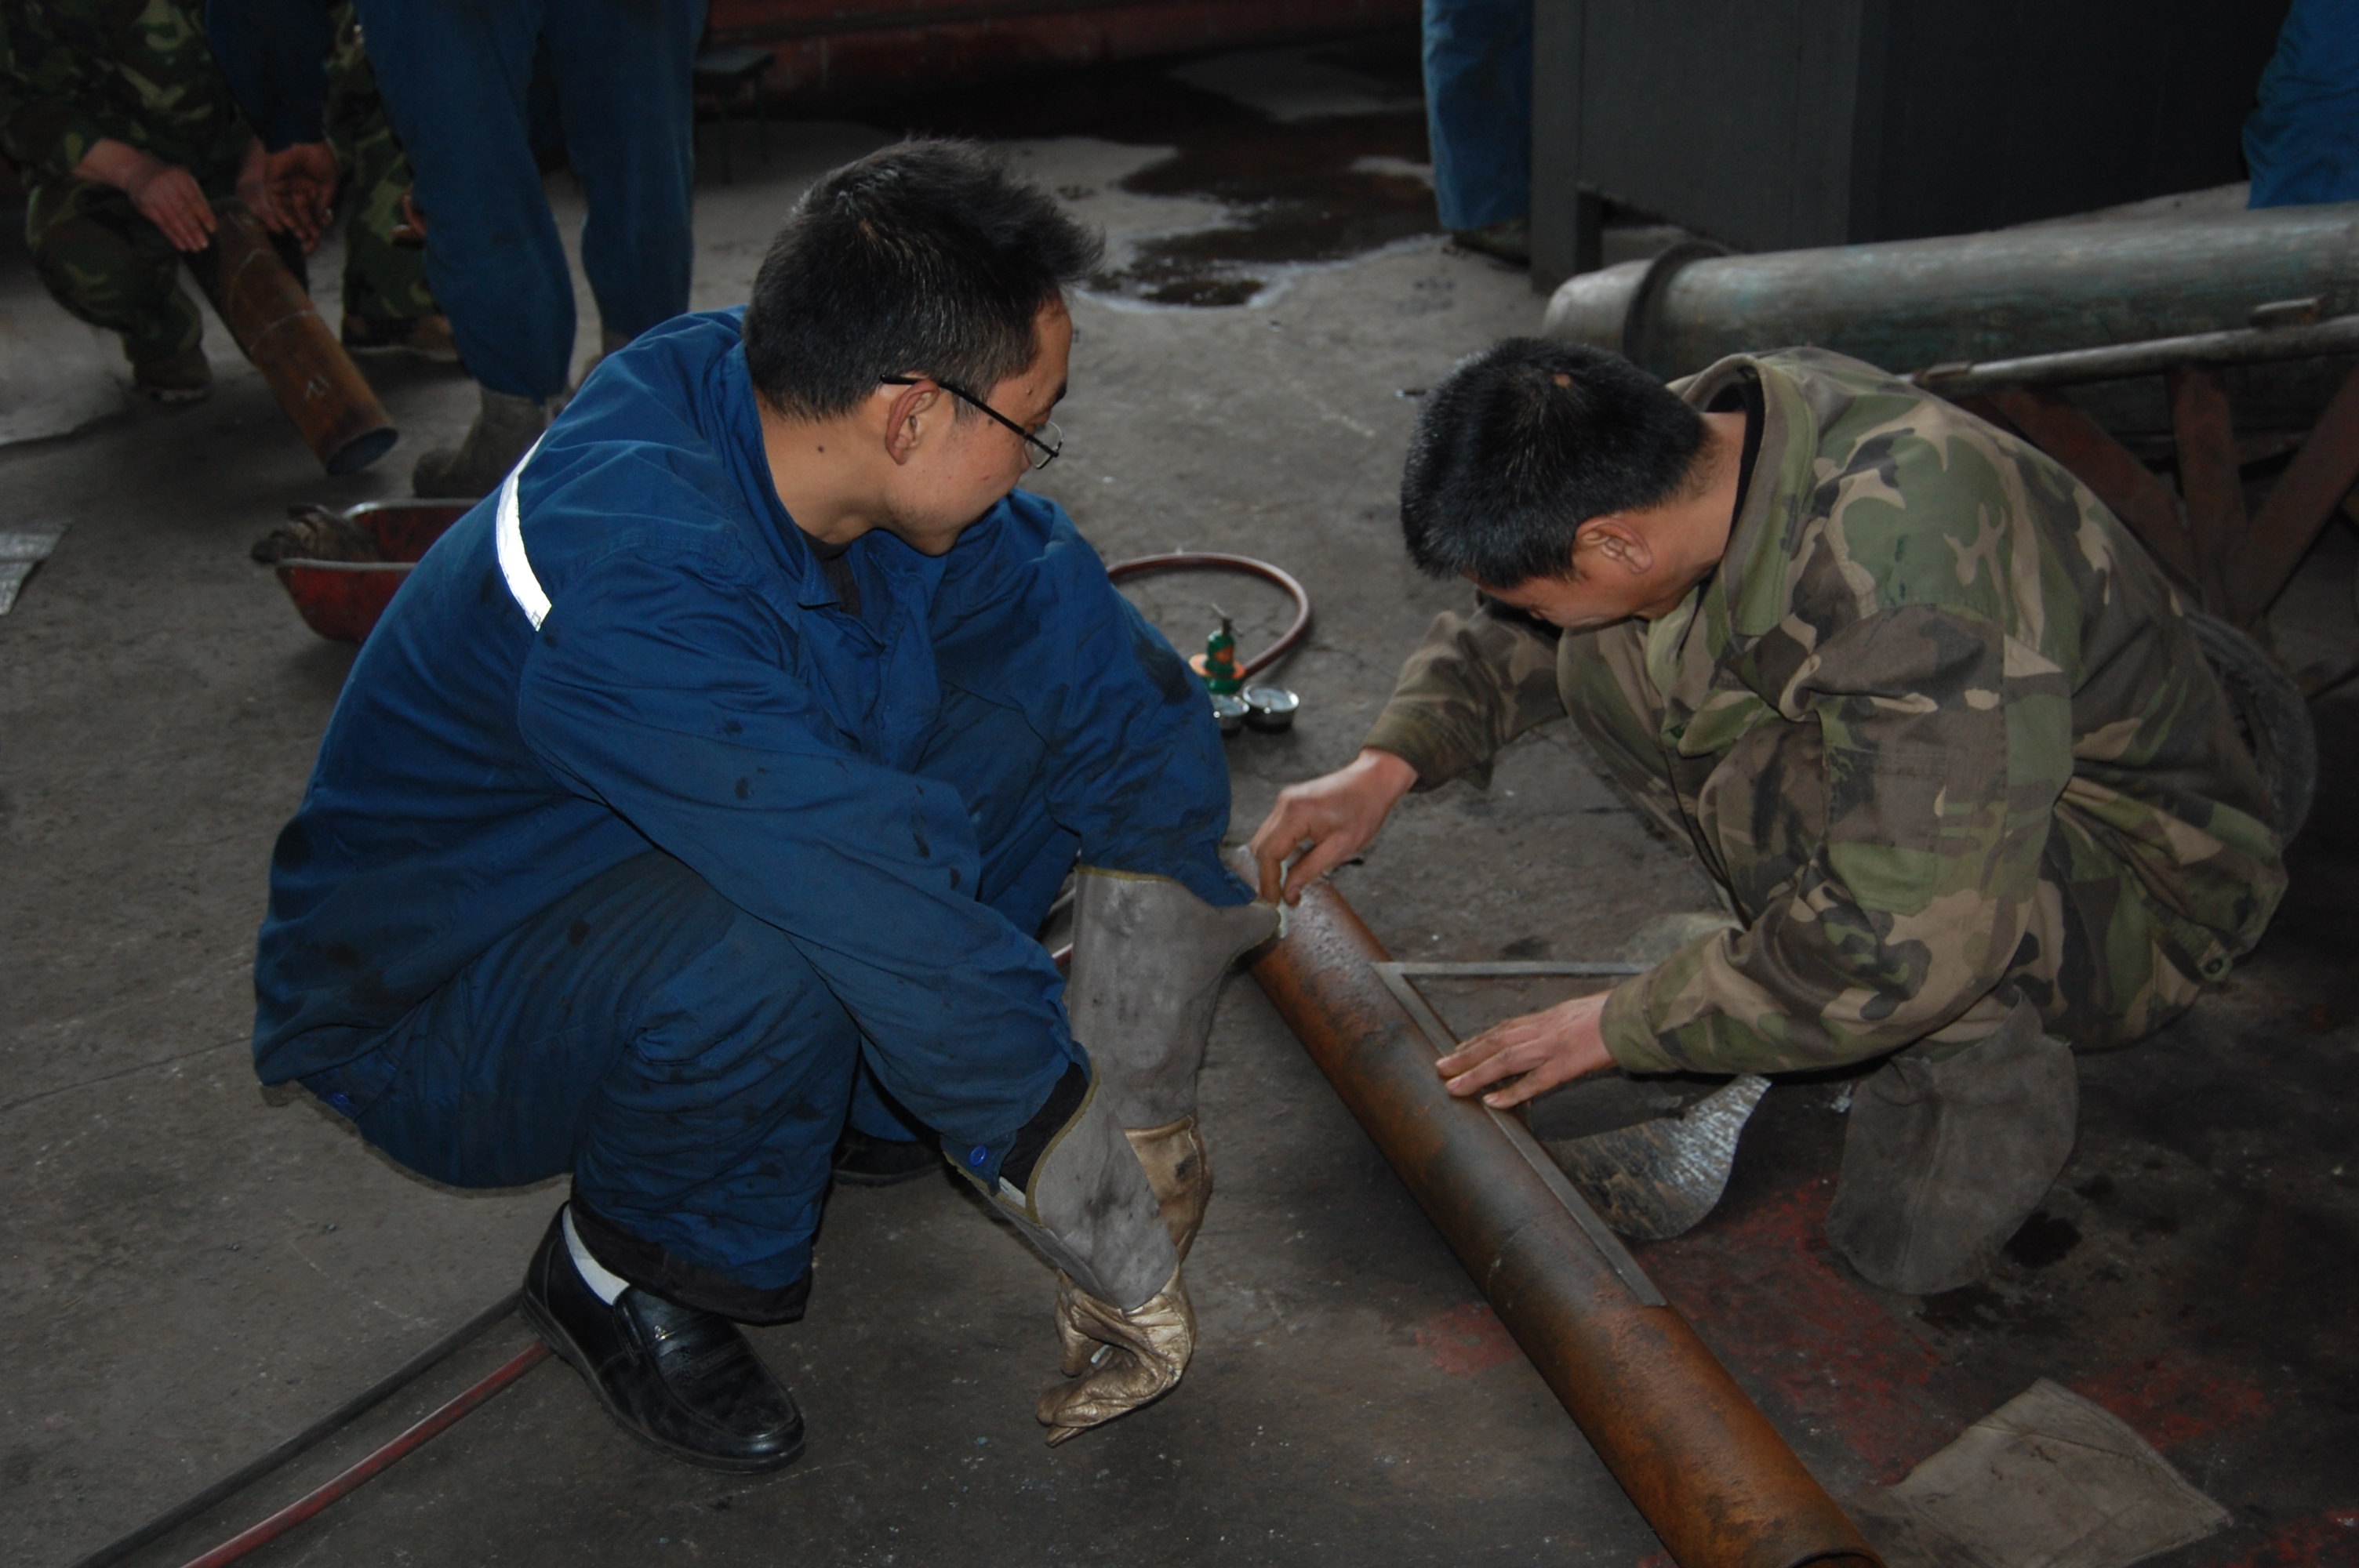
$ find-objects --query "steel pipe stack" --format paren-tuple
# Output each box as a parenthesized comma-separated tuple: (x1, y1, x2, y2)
(1242, 867, 1878, 1568)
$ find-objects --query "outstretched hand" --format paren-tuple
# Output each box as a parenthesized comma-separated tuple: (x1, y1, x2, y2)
(1435, 991, 1615, 1109)
(1246, 747, 1417, 904)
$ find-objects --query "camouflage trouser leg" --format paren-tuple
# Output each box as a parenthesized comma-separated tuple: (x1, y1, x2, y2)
(1564, 624, 2203, 1056)
(24, 177, 202, 365)
(325, 5, 434, 324)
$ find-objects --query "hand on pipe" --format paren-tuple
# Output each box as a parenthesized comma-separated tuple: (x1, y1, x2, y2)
(1247, 747, 1416, 905)
(75, 139, 216, 251)
(1036, 1269, 1193, 1446)
(234, 135, 285, 236)
(1436, 991, 1616, 1109)
(262, 142, 339, 250)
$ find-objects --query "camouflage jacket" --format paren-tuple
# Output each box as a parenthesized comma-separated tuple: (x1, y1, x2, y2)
(0, 0, 251, 186)
(1365, 349, 2286, 1074)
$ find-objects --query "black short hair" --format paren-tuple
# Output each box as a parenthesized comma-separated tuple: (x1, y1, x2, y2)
(742, 140, 1103, 419)
(1399, 338, 1707, 585)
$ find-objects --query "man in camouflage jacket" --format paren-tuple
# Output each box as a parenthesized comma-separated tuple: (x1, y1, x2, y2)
(1250, 339, 2286, 1294)
(0, 0, 266, 400)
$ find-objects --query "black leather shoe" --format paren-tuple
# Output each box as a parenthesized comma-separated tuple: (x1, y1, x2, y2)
(519, 1209, 805, 1472)
(831, 1127, 940, 1186)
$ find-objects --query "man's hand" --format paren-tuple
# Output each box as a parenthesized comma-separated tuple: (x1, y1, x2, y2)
(1247, 747, 1418, 904)
(261, 142, 339, 250)
(75, 139, 216, 252)
(1436, 991, 1615, 1109)
(1035, 1269, 1193, 1445)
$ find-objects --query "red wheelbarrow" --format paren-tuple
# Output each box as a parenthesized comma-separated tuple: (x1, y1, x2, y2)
(254, 499, 473, 642)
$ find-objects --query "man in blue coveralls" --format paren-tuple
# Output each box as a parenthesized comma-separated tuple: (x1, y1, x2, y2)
(253, 141, 1277, 1469)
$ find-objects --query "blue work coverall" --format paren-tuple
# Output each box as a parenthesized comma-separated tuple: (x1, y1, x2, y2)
(349, 0, 705, 398)
(1423, 0, 1531, 233)
(253, 310, 1249, 1320)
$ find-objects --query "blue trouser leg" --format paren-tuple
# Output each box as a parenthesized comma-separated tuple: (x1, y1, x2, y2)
(2245, 0, 2359, 209)
(305, 851, 856, 1317)
(540, 0, 705, 343)
(352, 0, 572, 398)
(1421, 0, 1533, 232)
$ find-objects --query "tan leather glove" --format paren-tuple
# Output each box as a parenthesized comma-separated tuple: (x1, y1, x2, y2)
(1036, 1267, 1194, 1446)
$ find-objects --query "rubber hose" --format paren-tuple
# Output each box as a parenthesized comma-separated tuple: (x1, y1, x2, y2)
(1105, 551, 1312, 677)
(64, 1293, 525, 1568)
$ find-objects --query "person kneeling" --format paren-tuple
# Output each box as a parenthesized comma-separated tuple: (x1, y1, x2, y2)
(1251, 339, 2285, 1296)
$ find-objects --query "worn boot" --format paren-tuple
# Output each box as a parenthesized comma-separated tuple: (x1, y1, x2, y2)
(413, 387, 551, 500)
(1825, 1000, 2078, 1295)
(342, 311, 460, 364)
(1063, 869, 1278, 1258)
(131, 345, 213, 405)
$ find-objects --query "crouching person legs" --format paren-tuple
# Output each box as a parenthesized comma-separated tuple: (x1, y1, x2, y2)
(300, 851, 850, 1472)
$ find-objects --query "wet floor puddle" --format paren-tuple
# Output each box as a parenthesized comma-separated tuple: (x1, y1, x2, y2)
(875, 31, 1438, 307)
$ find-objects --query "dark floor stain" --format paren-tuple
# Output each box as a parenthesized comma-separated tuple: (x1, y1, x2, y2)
(1917, 1282, 2008, 1333)
(858, 31, 1438, 307)
(2001, 1209, 2083, 1269)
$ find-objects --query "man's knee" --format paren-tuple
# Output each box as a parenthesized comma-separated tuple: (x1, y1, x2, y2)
(27, 183, 197, 353)
(327, 853, 846, 1189)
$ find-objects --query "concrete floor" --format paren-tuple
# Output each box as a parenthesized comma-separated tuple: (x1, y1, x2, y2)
(5, 34, 2356, 1568)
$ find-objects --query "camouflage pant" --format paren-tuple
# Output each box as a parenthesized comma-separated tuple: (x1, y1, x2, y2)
(325, 5, 432, 324)
(25, 176, 208, 365)
(1565, 623, 2205, 1062)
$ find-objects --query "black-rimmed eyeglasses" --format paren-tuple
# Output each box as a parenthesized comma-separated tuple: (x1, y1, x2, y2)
(881, 376, 1063, 471)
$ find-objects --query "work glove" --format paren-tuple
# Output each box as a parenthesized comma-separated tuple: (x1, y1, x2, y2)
(1036, 1267, 1194, 1446)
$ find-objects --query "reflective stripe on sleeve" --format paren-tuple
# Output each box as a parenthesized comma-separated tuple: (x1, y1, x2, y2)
(495, 436, 552, 630)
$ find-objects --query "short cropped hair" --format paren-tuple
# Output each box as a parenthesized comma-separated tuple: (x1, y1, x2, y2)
(742, 140, 1103, 419)
(1399, 339, 1707, 585)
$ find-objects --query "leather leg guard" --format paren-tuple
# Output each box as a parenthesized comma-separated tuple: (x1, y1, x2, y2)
(1125, 1116, 1212, 1261)
(1064, 869, 1279, 1130)
(1825, 999, 2078, 1296)
(964, 1075, 1176, 1312)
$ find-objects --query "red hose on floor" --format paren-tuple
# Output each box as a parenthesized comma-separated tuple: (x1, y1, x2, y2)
(173, 1342, 551, 1568)
(1104, 551, 1312, 677)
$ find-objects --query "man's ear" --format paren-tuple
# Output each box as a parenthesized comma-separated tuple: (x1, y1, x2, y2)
(1574, 514, 1654, 575)
(878, 381, 943, 467)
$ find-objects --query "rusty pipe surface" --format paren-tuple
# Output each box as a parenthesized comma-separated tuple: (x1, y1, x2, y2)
(191, 203, 398, 475)
(1244, 869, 1878, 1568)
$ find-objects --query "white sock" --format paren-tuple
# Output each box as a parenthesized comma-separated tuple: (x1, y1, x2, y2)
(562, 1205, 631, 1305)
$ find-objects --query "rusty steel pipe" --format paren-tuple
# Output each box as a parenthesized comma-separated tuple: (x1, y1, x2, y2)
(191, 202, 398, 475)
(1244, 869, 1878, 1568)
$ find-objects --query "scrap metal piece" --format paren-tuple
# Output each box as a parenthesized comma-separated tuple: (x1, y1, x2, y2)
(0, 521, 67, 616)
(1247, 869, 1880, 1568)
(1539, 1074, 1771, 1241)
(1847, 1380, 2229, 1568)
